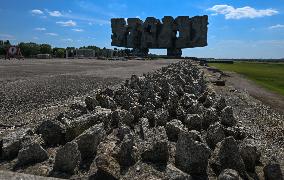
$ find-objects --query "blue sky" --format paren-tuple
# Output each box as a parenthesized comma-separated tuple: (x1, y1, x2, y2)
(0, 0, 283, 58)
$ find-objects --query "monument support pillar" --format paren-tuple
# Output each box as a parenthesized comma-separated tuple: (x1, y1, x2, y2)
(167, 48, 182, 57)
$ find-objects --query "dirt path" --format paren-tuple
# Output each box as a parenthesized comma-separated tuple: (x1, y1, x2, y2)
(222, 71, 284, 114)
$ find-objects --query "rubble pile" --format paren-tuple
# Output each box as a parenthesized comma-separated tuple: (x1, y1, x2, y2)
(0, 61, 282, 179)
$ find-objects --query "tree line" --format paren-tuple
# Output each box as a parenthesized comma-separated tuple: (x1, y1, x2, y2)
(0, 41, 134, 58)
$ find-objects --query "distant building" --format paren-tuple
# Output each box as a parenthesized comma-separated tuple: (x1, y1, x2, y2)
(37, 54, 51, 59)
(66, 49, 96, 59)
(0, 40, 3, 45)
(101, 48, 114, 58)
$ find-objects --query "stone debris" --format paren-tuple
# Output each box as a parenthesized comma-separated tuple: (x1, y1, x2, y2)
(175, 130, 211, 175)
(263, 162, 283, 180)
(210, 136, 247, 178)
(17, 143, 48, 166)
(218, 169, 242, 180)
(0, 60, 272, 179)
(220, 106, 237, 127)
(53, 142, 81, 174)
(0, 128, 34, 160)
(166, 119, 187, 142)
(206, 122, 226, 149)
(36, 120, 66, 146)
(73, 123, 106, 160)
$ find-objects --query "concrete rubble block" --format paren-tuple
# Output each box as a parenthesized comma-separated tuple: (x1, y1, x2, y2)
(121, 162, 165, 180)
(102, 87, 115, 97)
(116, 134, 137, 167)
(239, 140, 261, 172)
(202, 107, 219, 130)
(53, 142, 81, 174)
(116, 124, 131, 139)
(166, 119, 187, 142)
(111, 109, 135, 128)
(224, 126, 246, 140)
(206, 122, 226, 149)
(220, 106, 237, 127)
(66, 108, 111, 141)
(155, 108, 169, 127)
(215, 97, 227, 113)
(96, 92, 117, 110)
(176, 106, 186, 122)
(85, 96, 99, 111)
(184, 114, 203, 131)
(17, 143, 48, 166)
(65, 114, 98, 141)
(165, 164, 193, 180)
(73, 123, 106, 160)
(180, 93, 196, 109)
(144, 110, 156, 127)
(141, 127, 169, 164)
(175, 130, 211, 175)
(138, 118, 150, 140)
(92, 133, 121, 180)
(70, 102, 87, 114)
(1, 128, 34, 160)
(209, 136, 247, 178)
(113, 86, 135, 110)
(203, 95, 214, 108)
(129, 104, 143, 121)
(263, 162, 283, 180)
(218, 169, 242, 180)
(36, 120, 66, 146)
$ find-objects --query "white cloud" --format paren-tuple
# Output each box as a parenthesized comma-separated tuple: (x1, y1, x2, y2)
(72, 28, 84, 32)
(45, 33, 58, 36)
(34, 27, 46, 31)
(0, 33, 15, 39)
(48, 10, 62, 17)
(33, 37, 39, 40)
(56, 20, 77, 27)
(208, 5, 278, 19)
(31, 9, 44, 15)
(269, 24, 284, 29)
(62, 38, 73, 42)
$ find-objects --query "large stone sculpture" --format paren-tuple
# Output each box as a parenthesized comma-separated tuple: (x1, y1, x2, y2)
(111, 15, 208, 57)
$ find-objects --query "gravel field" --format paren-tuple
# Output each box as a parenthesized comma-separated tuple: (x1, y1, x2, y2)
(0, 58, 180, 128)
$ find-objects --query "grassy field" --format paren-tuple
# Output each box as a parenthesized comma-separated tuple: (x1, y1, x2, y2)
(208, 62, 284, 96)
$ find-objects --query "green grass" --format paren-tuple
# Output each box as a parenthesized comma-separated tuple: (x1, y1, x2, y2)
(208, 62, 284, 96)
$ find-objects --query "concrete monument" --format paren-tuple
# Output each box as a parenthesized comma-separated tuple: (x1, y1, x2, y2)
(111, 15, 208, 57)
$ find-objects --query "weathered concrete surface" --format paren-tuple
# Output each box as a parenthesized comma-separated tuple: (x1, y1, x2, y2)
(0, 170, 62, 180)
(111, 15, 208, 57)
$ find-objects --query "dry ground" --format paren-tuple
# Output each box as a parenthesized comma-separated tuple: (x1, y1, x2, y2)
(0, 58, 180, 129)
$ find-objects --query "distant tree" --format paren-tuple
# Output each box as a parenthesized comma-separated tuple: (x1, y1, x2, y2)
(0, 40, 11, 56)
(55, 48, 65, 58)
(4, 40, 11, 46)
(40, 44, 52, 54)
(18, 42, 40, 57)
